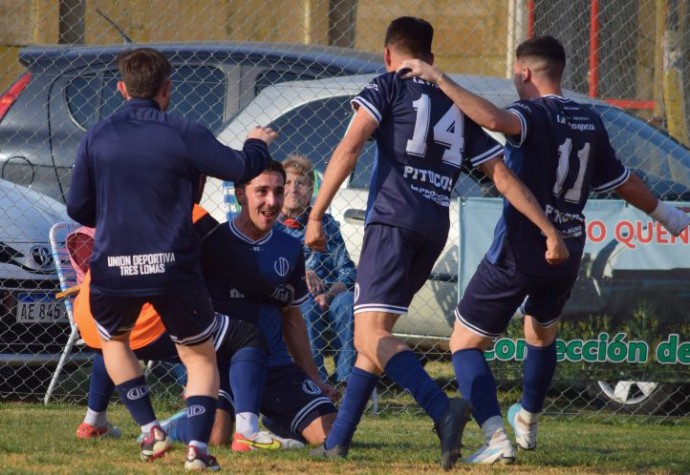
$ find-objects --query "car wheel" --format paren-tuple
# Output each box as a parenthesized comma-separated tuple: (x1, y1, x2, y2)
(587, 379, 673, 414)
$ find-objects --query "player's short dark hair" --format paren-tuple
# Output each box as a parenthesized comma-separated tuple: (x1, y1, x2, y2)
(516, 36, 566, 81)
(117, 48, 171, 99)
(384, 16, 433, 61)
(235, 160, 286, 189)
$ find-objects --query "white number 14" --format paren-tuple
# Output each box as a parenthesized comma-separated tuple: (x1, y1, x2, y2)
(405, 94, 464, 167)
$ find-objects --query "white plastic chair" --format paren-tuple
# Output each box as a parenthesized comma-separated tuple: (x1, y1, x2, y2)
(44, 221, 83, 404)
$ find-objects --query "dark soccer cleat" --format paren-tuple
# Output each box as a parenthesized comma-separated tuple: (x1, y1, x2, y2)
(140, 425, 172, 462)
(434, 397, 472, 470)
(309, 442, 349, 459)
(184, 446, 220, 472)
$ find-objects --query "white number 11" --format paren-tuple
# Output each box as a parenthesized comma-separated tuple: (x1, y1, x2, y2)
(553, 138, 591, 203)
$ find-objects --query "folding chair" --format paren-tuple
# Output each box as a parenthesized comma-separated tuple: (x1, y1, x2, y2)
(44, 221, 83, 404)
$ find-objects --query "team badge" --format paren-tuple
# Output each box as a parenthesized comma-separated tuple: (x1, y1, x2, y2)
(302, 380, 322, 396)
(274, 257, 290, 277)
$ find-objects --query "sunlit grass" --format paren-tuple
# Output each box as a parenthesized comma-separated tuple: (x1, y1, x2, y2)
(1, 402, 688, 474)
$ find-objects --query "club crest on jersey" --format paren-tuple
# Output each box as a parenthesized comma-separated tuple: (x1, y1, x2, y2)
(274, 257, 290, 277)
(302, 380, 322, 395)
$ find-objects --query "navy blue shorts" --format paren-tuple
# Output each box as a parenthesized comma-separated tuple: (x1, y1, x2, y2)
(354, 223, 444, 315)
(90, 289, 217, 346)
(220, 363, 336, 435)
(456, 256, 577, 338)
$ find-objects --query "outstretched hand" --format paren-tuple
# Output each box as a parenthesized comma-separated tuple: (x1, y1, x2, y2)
(545, 233, 570, 265)
(397, 59, 444, 84)
(247, 126, 279, 146)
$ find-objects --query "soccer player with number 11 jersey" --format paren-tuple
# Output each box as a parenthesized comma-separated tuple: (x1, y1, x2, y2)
(400, 35, 690, 464)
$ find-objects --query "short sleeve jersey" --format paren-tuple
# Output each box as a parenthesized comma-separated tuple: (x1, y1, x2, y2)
(486, 95, 630, 276)
(353, 72, 502, 244)
(67, 98, 270, 297)
(201, 220, 309, 367)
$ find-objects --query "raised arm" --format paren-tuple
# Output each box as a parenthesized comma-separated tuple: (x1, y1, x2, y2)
(398, 59, 522, 136)
(305, 108, 377, 251)
(479, 156, 570, 265)
(616, 173, 690, 236)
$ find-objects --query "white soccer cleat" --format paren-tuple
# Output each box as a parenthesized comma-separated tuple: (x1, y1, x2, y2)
(259, 431, 305, 449)
(508, 402, 538, 450)
(464, 430, 516, 465)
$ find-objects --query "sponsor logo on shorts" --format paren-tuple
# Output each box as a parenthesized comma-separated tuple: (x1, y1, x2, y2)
(274, 257, 290, 277)
(187, 405, 206, 417)
(302, 380, 322, 396)
(126, 385, 149, 401)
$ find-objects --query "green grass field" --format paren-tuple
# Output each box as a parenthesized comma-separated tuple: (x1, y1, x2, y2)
(1, 402, 689, 474)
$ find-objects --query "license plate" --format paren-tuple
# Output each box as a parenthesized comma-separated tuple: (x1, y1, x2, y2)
(16, 293, 68, 324)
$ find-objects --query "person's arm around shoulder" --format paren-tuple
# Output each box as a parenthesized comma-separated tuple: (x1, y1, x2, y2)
(480, 156, 570, 265)
(305, 108, 377, 251)
(616, 173, 690, 236)
(398, 60, 522, 136)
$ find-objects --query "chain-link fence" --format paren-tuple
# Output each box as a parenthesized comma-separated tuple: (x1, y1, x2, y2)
(0, 0, 688, 420)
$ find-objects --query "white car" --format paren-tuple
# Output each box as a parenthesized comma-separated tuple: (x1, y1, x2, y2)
(0, 180, 71, 369)
(203, 74, 690, 413)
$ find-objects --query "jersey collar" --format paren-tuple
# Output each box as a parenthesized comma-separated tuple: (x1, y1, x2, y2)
(228, 219, 273, 245)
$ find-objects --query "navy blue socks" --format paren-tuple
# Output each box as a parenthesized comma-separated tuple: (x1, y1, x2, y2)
(452, 348, 501, 426)
(521, 342, 557, 413)
(324, 367, 378, 450)
(384, 350, 449, 424)
(115, 375, 155, 426)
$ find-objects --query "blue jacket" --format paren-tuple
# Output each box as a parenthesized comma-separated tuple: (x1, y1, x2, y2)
(68, 98, 270, 296)
(278, 208, 356, 292)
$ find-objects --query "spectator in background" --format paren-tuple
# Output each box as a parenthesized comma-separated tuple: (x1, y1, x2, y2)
(278, 154, 356, 385)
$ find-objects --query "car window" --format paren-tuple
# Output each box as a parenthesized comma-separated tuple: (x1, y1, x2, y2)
(67, 66, 226, 133)
(255, 70, 315, 95)
(595, 105, 690, 200)
(65, 74, 101, 128)
(169, 66, 226, 132)
(100, 71, 123, 119)
(266, 96, 367, 175)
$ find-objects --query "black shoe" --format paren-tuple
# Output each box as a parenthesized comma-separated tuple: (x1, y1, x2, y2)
(309, 442, 348, 459)
(434, 397, 472, 470)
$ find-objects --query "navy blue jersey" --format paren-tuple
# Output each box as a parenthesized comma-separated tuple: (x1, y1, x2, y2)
(202, 220, 308, 367)
(67, 98, 270, 296)
(353, 72, 502, 244)
(486, 95, 630, 276)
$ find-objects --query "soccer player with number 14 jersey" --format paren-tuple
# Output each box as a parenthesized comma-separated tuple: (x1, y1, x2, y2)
(306, 17, 568, 470)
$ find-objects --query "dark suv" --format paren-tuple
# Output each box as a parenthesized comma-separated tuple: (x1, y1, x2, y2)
(0, 42, 383, 203)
